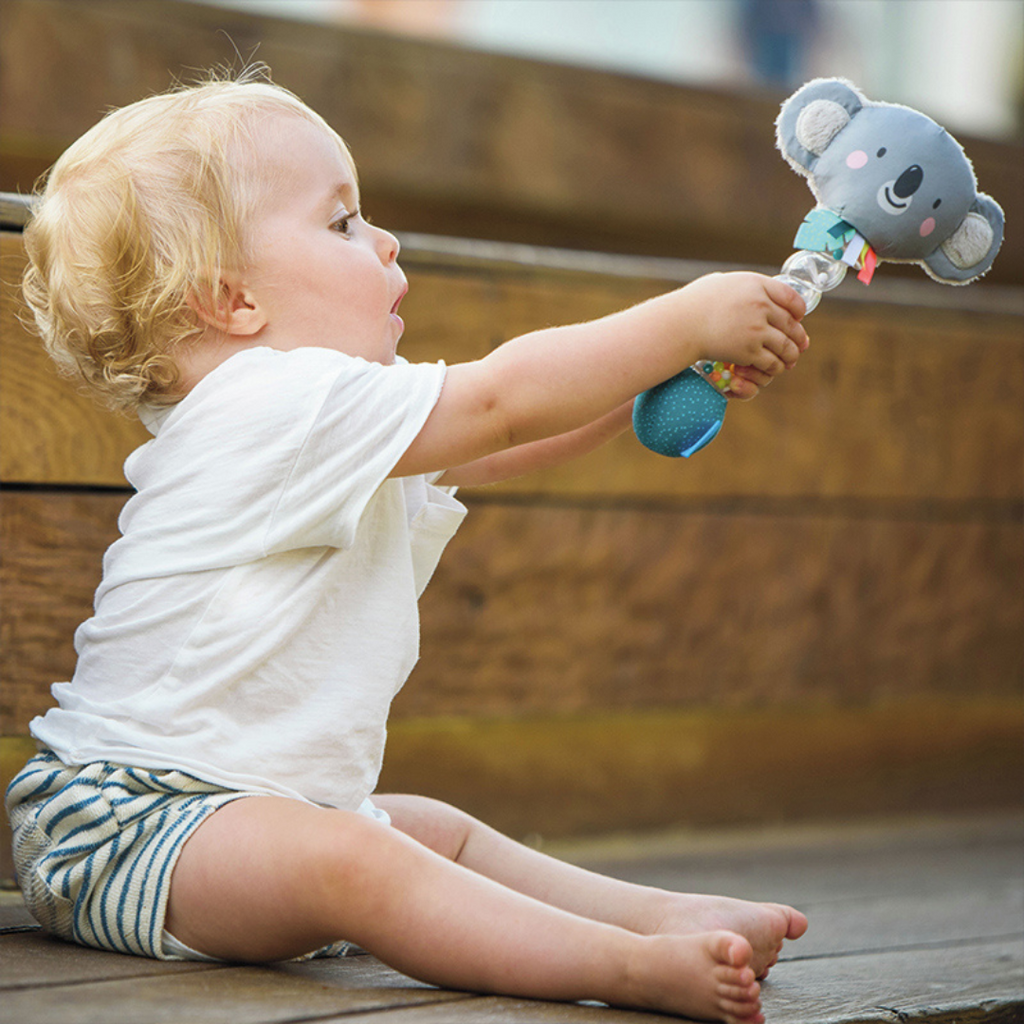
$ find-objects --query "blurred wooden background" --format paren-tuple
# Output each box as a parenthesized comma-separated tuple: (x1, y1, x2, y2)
(2, 0, 1022, 882)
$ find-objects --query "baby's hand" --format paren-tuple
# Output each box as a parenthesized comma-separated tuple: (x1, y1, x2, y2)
(726, 359, 802, 400)
(685, 272, 809, 377)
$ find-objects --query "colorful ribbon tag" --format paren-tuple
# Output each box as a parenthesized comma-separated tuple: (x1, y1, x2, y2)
(857, 247, 878, 284)
(793, 209, 877, 284)
(794, 209, 855, 259)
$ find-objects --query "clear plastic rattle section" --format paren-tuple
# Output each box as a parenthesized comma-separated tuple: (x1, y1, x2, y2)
(774, 249, 848, 315)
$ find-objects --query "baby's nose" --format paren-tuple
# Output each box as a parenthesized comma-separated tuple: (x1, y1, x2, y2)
(380, 228, 400, 264)
(893, 164, 923, 199)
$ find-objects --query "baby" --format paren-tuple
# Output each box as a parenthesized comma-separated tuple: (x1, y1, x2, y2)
(7, 71, 809, 1023)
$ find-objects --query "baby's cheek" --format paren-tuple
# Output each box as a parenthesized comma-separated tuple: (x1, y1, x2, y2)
(846, 150, 868, 169)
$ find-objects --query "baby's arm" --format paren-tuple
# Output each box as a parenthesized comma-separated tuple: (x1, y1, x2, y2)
(438, 358, 782, 487)
(437, 401, 633, 488)
(391, 272, 807, 481)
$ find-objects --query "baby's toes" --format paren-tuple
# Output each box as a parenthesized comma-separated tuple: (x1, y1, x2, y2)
(708, 930, 754, 971)
(721, 998, 764, 1024)
(775, 903, 809, 939)
(718, 978, 761, 1004)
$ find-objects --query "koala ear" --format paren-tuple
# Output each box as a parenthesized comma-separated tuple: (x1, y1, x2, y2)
(923, 193, 1005, 285)
(776, 78, 865, 174)
(795, 100, 850, 156)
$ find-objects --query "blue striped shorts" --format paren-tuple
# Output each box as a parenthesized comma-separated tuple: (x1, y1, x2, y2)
(5, 748, 351, 961)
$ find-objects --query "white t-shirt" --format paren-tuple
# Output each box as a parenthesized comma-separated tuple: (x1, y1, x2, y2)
(31, 346, 467, 811)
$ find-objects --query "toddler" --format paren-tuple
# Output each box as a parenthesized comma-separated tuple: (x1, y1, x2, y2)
(6, 70, 810, 1024)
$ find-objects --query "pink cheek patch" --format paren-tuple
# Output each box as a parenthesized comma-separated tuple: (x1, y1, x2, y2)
(920, 217, 936, 237)
(846, 150, 868, 169)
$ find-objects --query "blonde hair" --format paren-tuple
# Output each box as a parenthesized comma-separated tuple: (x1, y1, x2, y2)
(22, 68, 355, 411)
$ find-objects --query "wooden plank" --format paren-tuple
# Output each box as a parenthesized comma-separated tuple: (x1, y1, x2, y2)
(4, 488, 1022, 732)
(6, 935, 1018, 1024)
(0, 931, 217, 990)
(333, 995, 659, 1022)
(2, 0, 1021, 288)
(762, 940, 1024, 1024)
(322, 938, 1024, 1024)
(0, 491, 124, 733)
(0, 894, 37, 932)
(564, 815, 1024, 908)
(379, 701, 1024, 838)
(567, 817, 1024, 958)
(0, 956, 469, 1024)
(402, 268, 1024, 505)
(4, 230, 1024, 500)
(0, 234, 148, 486)
(788, 888, 1024, 960)
(409, 504, 1024, 718)
(0, 192, 32, 228)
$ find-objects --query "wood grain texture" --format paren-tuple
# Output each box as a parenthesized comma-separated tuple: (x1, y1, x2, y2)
(3, 490, 1021, 732)
(571, 815, 1024, 953)
(761, 942, 1024, 1024)
(407, 503, 1024, 717)
(0, 491, 124, 732)
(0, 931, 215, 988)
(4, 231, 1023, 500)
(2, 0, 1021, 287)
(0, 234, 148, 485)
(0, 952, 467, 1023)
(379, 701, 1024, 837)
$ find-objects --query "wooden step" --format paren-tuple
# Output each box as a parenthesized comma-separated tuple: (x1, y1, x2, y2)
(1, 0, 1020, 286)
(2, 202, 1022, 858)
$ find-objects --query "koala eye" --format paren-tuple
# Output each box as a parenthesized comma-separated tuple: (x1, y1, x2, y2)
(877, 147, 887, 158)
(933, 198, 942, 209)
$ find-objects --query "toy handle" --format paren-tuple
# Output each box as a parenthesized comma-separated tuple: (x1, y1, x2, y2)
(633, 251, 846, 458)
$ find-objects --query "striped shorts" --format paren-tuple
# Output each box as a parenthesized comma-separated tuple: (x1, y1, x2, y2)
(5, 748, 351, 961)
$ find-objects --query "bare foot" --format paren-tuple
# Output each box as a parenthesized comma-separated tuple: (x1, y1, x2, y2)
(647, 893, 808, 980)
(622, 930, 763, 1024)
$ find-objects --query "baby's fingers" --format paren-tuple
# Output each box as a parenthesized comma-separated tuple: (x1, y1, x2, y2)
(746, 337, 791, 376)
(727, 365, 771, 401)
(765, 284, 811, 354)
(766, 277, 808, 324)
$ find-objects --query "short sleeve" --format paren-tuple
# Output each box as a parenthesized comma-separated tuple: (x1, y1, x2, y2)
(118, 348, 445, 577)
(264, 351, 446, 552)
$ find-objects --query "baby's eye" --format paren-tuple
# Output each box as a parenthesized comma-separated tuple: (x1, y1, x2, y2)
(331, 210, 359, 236)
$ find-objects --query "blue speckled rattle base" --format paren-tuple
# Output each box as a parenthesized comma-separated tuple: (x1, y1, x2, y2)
(632, 366, 728, 458)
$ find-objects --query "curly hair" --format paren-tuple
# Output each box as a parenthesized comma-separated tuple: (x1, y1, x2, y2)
(21, 68, 355, 411)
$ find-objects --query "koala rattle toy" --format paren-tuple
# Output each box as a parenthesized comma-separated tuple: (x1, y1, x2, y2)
(633, 77, 1005, 458)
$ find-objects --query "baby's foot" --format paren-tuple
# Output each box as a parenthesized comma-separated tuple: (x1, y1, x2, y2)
(649, 894, 808, 980)
(624, 930, 763, 1024)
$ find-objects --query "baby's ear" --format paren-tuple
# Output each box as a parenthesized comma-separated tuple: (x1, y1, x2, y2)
(188, 274, 267, 336)
(923, 193, 1005, 285)
(776, 78, 865, 174)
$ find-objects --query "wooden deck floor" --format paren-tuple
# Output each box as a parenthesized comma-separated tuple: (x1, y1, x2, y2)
(2, 813, 1021, 1024)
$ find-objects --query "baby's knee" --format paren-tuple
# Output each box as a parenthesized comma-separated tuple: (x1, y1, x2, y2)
(373, 793, 477, 861)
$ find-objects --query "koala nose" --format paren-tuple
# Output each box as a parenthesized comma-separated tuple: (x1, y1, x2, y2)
(893, 164, 924, 199)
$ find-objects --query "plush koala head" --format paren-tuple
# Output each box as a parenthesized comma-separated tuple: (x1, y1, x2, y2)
(776, 78, 1004, 284)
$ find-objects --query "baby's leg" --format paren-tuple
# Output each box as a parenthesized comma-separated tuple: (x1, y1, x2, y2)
(375, 794, 807, 979)
(166, 796, 763, 1022)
